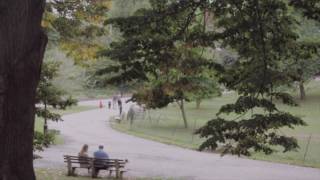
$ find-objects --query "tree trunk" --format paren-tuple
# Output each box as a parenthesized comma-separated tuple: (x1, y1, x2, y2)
(0, 1, 47, 180)
(196, 98, 202, 109)
(44, 102, 48, 137)
(299, 81, 306, 100)
(178, 100, 188, 128)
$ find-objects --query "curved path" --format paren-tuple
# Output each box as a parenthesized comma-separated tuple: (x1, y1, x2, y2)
(34, 99, 320, 180)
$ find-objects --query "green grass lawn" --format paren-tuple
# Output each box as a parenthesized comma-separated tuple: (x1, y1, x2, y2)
(35, 169, 172, 180)
(35, 105, 97, 145)
(35, 169, 119, 180)
(112, 80, 320, 168)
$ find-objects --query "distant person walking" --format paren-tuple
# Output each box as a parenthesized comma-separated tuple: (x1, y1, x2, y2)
(118, 99, 122, 115)
(108, 101, 111, 109)
(112, 95, 119, 109)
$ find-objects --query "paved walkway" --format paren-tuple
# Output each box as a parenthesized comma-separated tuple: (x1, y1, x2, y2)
(34, 99, 320, 180)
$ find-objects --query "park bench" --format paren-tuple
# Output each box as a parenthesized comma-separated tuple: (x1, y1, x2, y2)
(63, 155, 128, 179)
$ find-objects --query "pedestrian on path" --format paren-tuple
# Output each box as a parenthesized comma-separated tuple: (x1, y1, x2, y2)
(108, 101, 111, 109)
(118, 99, 122, 115)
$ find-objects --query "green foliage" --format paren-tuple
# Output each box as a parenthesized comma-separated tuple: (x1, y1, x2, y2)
(96, 0, 310, 154)
(192, 0, 307, 156)
(285, 6, 320, 100)
(96, 0, 221, 128)
(35, 60, 77, 151)
(43, 47, 116, 100)
(33, 131, 55, 152)
(287, 42, 320, 81)
(197, 113, 305, 156)
(43, 0, 111, 65)
(108, 0, 150, 18)
(36, 61, 77, 116)
(289, 0, 320, 22)
(100, 0, 219, 103)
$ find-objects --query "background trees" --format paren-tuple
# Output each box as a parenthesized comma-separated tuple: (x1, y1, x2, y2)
(96, 0, 317, 156)
(43, 0, 112, 66)
(36, 61, 77, 135)
(96, 0, 220, 128)
(287, 42, 320, 100)
(290, 0, 320, 22)
(287, 3, 320, 100)
(196, 0, 307, 156)
(35, 60, 77, 149)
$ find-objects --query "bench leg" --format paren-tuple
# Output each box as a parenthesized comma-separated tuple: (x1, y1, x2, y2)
(67, 158, 73, 176)
(67, 167, 76, 176)
(67, 169, 72, 176)
(72, 167, 76, 176)
(91, 168, 99, 178)
(115, 160, 120, 179)
(116, 169, 120, 179)
(120, 171, 125, 179)
(91, 168, 95, 178)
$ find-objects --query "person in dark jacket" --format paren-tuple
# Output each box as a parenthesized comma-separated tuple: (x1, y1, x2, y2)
(93, 145, 109, 176)
(117, 99, 122, 115)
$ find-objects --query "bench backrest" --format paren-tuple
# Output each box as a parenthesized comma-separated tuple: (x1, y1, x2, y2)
(63, 155, 127, 168)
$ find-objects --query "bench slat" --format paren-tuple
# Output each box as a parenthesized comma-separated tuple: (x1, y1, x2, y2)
(63, 160, 125, 165)
(63, 155, 126, 161)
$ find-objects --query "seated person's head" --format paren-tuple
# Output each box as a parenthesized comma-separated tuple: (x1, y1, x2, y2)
(99, 145, 104, 150)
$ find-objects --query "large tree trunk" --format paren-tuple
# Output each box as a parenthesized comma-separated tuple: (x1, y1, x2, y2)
(178, 100, 188, 128)
(0, 1, 47, 180)
(299, 81, 306, 100)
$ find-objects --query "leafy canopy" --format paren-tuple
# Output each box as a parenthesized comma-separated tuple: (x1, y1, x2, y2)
(43, 0, 112, 65)
(195, 0, 306, 156)
(98, 0, 220, 109)
(97, 0, 309, 156)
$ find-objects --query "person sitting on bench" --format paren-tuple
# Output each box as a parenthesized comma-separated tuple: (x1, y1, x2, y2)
(79, 144, 89, 157)
(79, 144, 90, 168)
(93, 145, 109, 176)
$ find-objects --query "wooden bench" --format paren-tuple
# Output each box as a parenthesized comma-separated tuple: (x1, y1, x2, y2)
(63, 155, 128, 179)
